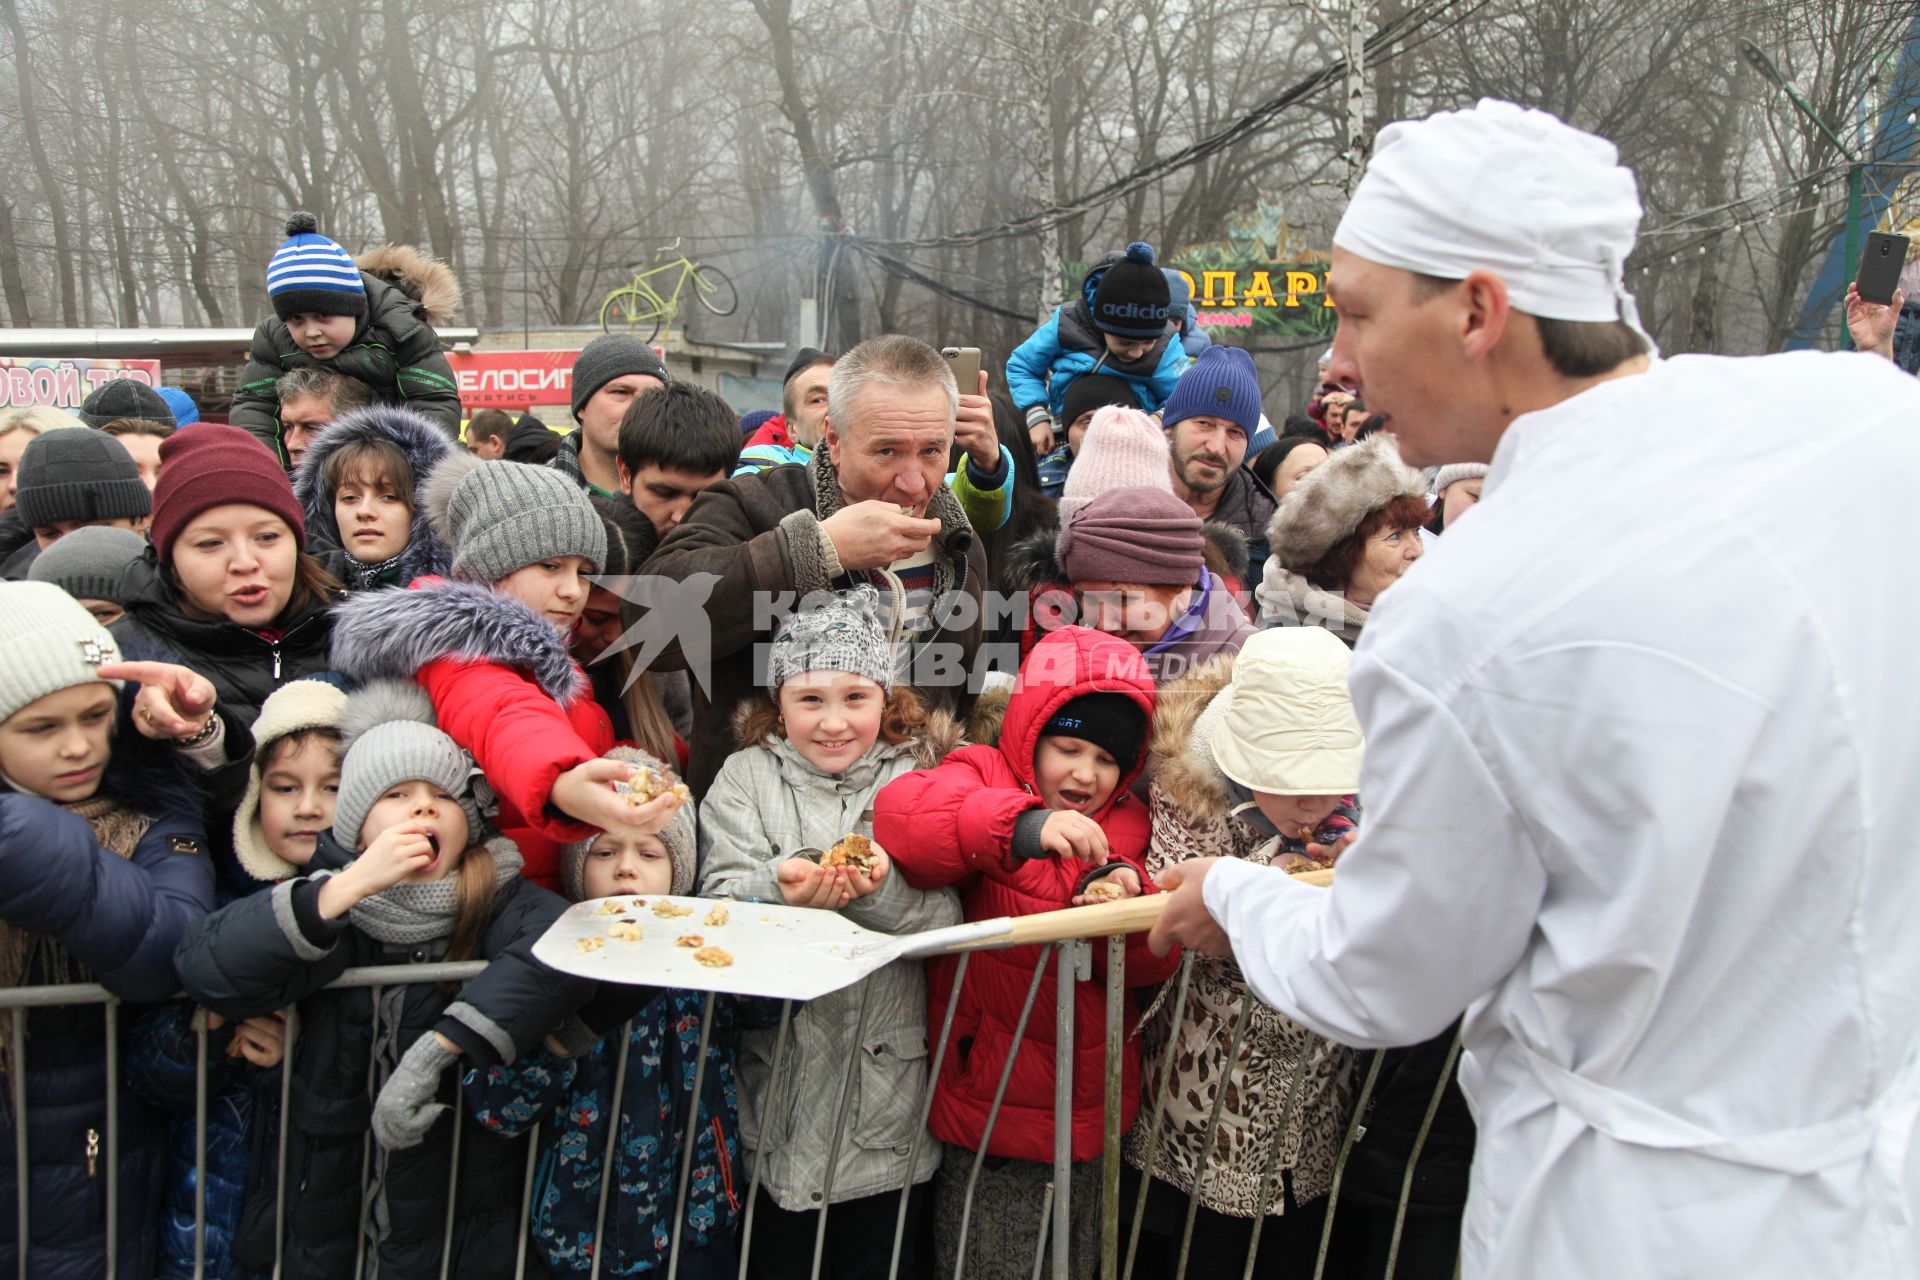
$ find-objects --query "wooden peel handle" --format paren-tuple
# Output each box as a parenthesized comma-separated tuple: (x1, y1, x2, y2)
(936, 869, 1332, 953)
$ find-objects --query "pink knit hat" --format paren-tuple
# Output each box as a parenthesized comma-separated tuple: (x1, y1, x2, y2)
(1056, 486, 1204, 586)
(1059, 405, 1171, 521)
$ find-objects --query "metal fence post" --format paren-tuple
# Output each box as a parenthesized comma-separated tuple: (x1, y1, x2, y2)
(1312, 1049, 1385, 1280)
(1174, 997, 1255, 1280)
(667, 992, 720, 1280)
(811, 982, 877, 1280)
(589, 1021, 635, 1280)
(1052, 941, 1088, 1280)
(272, 1005, 298, 1280)
(104, 998, 118, 1280)
(736, 999, 795, 1279)
(1122, 954, 1196, 1280)
(1100, 935, 1125, 1280)
(952, 944, 1056, 1280)
(889, 952, 972, 1280)
(193, 1012, 208, 1280)
(12, 1009, 25, 1280)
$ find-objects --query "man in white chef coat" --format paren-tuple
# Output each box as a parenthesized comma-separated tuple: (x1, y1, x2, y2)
(1150, 98, 1920, 1278)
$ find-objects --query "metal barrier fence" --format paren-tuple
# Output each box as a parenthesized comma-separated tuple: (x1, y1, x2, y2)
(0, 937, 1462, 1280)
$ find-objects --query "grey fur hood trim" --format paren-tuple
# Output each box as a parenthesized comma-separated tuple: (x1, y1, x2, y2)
(355, 243, 461, 328)
(421, 450, 482, 549)
(329, 579, 589, 705)
(294, 404, 455, 587)
(1266, 436, 1426, 570)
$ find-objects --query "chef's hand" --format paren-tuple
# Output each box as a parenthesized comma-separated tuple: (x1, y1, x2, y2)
(1147, 858, 1232, 958)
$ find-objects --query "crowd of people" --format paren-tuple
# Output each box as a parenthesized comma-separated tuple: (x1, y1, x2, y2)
(12, 90, 1913, 1280)
(0, 196, 1483, 1280)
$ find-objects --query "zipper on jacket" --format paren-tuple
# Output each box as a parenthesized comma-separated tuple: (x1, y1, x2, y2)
(712, 1117, 739, 1211)
(85, 1128, 99, 1177)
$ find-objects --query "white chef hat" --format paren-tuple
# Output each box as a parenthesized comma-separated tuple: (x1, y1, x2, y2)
(1334, 98, 1655, 355)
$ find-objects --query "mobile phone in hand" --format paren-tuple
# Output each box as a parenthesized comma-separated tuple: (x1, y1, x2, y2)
(1856, 232, 1910, 306)
(942, 346, 982, 394)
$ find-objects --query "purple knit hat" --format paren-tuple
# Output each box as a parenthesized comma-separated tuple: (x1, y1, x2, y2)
(1056, 486, 1204, 586)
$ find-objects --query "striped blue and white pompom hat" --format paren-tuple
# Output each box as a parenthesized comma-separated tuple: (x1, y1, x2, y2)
(267, 211, 367, 321)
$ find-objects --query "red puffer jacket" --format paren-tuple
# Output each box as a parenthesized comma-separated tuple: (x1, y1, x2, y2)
(330, 577, 614, 891)
(875, 625, 1178, 1162)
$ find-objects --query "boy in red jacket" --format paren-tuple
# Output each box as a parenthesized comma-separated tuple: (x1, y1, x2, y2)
(875, 624, 1178, 1279)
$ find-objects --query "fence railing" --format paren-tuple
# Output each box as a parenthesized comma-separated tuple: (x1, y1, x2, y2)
(0, 935, 1462, 1280)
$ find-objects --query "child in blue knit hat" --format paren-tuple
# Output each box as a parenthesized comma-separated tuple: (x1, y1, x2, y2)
(1005, 241, 1191, 456)
(229, 212, 464, 467)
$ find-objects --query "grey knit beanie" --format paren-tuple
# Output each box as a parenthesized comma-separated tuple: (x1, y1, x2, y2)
(77, 380, 175, 429)
(27, 525, 146, 604)
(14, 431, 152, 530)
(333, 719, 482, 852)
(1431, 462, 1489, 495)
(767, 585, 895, 693)
(0, 582, 123, 725)
(558, 747, 698, 901)
(569, 334, 668, 421)
(424, 453, 607, 584)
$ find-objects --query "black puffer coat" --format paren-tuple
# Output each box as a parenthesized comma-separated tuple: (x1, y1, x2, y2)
(1341, 1023, 1475, 1210)
(110, 548, 342, 731)
(173, 833, 588, 1280)
(229, 246, 462, 457)
(0, 696, 217, 1280)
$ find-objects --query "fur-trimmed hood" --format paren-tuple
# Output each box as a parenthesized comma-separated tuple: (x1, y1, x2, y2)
(328, 578, 588, 706)
(727, 697, 967, 770)
(293, 404, 456, 588)
(1146, 653, 1237, 822)
(1266, 436, 1426, 570)
(355, 244, 461, 329)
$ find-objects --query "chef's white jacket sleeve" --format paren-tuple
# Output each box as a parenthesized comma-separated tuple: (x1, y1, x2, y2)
(1202, 652, 1546, 1049)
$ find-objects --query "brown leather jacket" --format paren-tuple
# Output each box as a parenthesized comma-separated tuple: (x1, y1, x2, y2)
(641, 450, 987, 794)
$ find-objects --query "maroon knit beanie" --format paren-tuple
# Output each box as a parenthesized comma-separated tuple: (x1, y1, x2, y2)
(150, 425, 308, 563)
(1056, 486, 1204, 586)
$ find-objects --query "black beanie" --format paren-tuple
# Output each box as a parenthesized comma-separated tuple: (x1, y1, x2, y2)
(1060, 374, 1139, 428)
(784, 347, 835, 385)
(1090, 242, 1173, 339)
(1040, 692, 1149, 773)
(14, 430, 153, 530)
(77, 380, 175, 429)
(570, 334, 669, 421)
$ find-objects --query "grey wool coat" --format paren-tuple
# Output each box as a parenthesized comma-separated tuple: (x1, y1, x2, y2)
(697, 715, 964, 1211)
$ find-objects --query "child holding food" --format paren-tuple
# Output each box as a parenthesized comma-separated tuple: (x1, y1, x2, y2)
(697, 587, 962, 1280)
(465, 746, 743, 1279)
(872, 625, 1176, 1280)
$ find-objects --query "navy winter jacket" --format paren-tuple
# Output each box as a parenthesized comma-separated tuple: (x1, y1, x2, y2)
(124, 1005, 279, 1280)
(174, 833, 590, 1279)
(0, 703, 216, 1280)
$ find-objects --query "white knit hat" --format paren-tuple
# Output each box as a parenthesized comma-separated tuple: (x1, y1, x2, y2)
(233, 678, 350, 884)
(1431, 462, 1490, 495)
(0, 582, 123, 725)
(1210, 627, 1364, 796)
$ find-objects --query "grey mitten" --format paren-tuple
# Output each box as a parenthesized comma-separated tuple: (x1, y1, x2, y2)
(372, 1035, 458, 1150)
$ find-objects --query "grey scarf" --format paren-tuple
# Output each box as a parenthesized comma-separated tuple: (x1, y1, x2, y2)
(348, 838, 524, 945)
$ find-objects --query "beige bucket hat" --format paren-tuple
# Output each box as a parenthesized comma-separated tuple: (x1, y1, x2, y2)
(1211, 627, 1365, 795)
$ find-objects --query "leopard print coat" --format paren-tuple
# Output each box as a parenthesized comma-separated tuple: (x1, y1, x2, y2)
(1122, 655, 1358, 1217)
